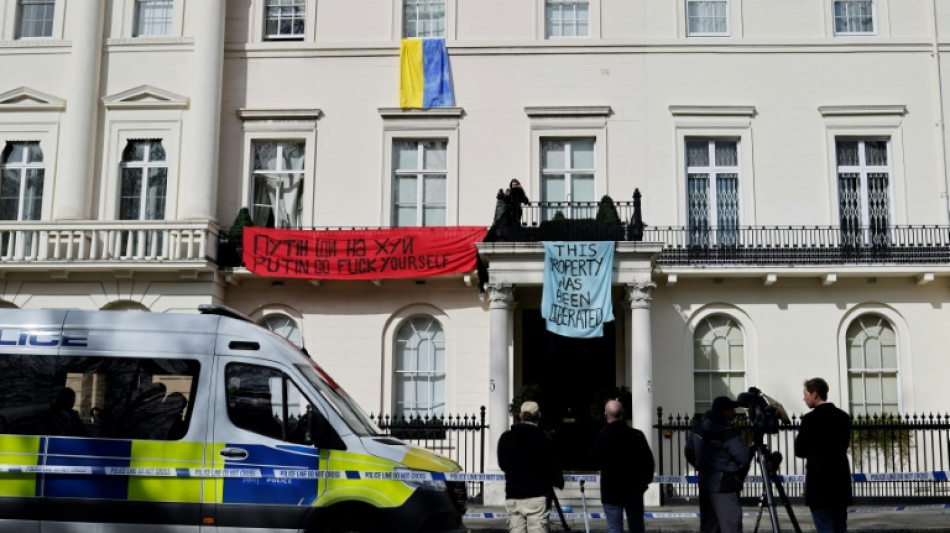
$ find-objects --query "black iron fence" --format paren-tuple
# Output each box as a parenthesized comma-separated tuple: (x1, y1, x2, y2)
(654, 407, 950, 504)
(369, 406, 488, 502)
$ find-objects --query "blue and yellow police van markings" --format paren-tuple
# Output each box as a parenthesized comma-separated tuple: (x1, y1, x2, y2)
(221, 443, 319, 506)
(129, 439, 204, 503)
(0, 434, 40, 497)
(45, 437, 131, 499)
(320, 450, 414, 508)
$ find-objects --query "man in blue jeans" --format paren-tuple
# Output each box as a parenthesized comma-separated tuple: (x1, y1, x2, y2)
(592, 399, 655, 533)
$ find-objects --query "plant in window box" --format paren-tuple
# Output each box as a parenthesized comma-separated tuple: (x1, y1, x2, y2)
(850, 412, 913, 472)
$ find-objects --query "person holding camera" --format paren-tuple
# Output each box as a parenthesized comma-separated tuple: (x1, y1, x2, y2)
(795, 377, 853, 533)
(685, 396, 751, 533)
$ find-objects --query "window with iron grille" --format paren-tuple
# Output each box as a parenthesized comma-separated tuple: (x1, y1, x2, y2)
(686, 0, 728, 36)
(15, 0, 55, 39)
(833, 0, 875, 35)
(392, 139, 446, 227)
(134, 0, 173, 37)
(685, 139, 739, 247)
(836, 139, 890, 247)
(540, 138, 595, 220)
(403, 0, 445, 38)
(265, 0, 305, 40)
(394, 315, 445, 419)
(545, 0, 590, 38)
(847, 314, 899, 416)
(693, 314, 746, 416)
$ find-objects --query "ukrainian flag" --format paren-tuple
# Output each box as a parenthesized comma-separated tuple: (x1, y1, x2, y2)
(400, 38, 454, 109)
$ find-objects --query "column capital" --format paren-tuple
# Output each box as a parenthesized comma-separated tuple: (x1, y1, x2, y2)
(486, 283, 515, 309)
(625, 281, 656, 309)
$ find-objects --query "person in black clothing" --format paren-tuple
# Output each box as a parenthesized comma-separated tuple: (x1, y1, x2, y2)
(591, 399, 654, 533)
(491, 179, 530, 240)
(795, 377, 853, 533)
(497, 401, 564, 533)
(685, 396, 751, 533)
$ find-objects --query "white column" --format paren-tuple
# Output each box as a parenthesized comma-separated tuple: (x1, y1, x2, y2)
(626, 281, 656, 438)
(52, 2, 104, 220)
(179, 0, 226, 220)
(487, 284, 514, 463)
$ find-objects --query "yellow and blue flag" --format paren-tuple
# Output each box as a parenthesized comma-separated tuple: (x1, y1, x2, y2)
(400, 38, 454, 109)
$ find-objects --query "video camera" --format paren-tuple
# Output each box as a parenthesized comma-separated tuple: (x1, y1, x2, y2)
(736, 387, 790, 437)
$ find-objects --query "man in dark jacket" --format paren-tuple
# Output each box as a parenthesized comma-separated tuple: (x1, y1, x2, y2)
(795, 377, 853, 533)
(591, 399, 654, 533)
(497, 401, 564, 533)
(685, 396, 751, 533)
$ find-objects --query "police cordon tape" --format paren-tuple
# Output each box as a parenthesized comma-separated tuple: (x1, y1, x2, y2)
(1, 465, 948, 484)
(464, 504, 950, 521)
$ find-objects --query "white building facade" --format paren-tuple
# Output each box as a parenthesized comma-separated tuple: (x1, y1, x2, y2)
(3, 0, 950, 487)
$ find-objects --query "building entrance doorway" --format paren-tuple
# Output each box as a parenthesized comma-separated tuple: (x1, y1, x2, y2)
(521, 309, 617, 471)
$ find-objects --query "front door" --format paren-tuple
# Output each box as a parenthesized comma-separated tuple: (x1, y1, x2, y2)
(521, 310, 616, 471)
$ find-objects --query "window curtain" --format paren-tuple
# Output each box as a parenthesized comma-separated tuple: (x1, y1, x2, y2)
(687, 175, 710, 246)
(688, 0, 727, 34)
(835, 0, 874, 33)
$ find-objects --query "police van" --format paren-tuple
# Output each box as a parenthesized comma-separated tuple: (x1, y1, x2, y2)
(0, 306, 466, 532)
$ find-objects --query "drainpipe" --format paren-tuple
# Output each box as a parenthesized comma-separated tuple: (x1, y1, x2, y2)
(931, 0, 950, 225)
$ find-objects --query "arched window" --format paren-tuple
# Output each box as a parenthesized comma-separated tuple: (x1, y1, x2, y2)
(101, 301, 149, 312)
(394, 315, 445, 418)
(846, 313, 898, 415)
(693, 314, 745, 415)
(257, 313, 303, 348)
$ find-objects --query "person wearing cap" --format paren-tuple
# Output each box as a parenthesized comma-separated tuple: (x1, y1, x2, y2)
(591, 399, 654, 533)
(685, 396, 751, 533)
(795, 377, 852, 533)
(497, 401, 565, 533)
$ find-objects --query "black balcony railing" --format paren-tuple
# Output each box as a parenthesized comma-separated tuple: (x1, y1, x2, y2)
(655, 407, 950, 504)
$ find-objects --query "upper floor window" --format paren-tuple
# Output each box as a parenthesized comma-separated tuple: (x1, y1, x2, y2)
(540, 138, 595, 219)
(687, 0, 728, 36)
(251, 141, 305, 228)
(265, 0, 305, 40)
(836, 138, 890, 247)
(15, 0, 54, 39)
(545, 0, 589, 38)
(119, 140, 167, 221)
(834, 0, 875, 35)
(394, 315, 445, 418)
(403, 0, 445, 38)
(686, 139, 739, 246)
(693, 314, 745, 416)
(134, 0, 173, 37)
(392, 139, 446, 227)
(846, 313, 898, 416)
(0, 141, 43, 221)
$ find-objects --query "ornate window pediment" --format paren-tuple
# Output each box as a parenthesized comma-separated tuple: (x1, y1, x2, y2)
(102, 85, 188, 110)
(0, 87, 65, 112)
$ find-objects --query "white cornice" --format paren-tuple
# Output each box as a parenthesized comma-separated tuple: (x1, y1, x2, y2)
(237, 109, 323, 121)
(103, 85, 189, 110)
(524, 105, 612, 118)
(378, 107, 464, 119)
(669, 105, 756, 117)
(818, 105, 907, 116)
(0, 87, 65, 112)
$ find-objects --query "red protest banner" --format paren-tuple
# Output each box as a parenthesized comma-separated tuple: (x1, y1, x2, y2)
(243, 226, 488, 280)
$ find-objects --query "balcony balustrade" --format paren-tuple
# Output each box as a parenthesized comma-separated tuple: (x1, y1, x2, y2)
(0, 220, 218, 269)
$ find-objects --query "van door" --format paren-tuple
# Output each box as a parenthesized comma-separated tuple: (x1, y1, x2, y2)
(208, 358, 326, 531)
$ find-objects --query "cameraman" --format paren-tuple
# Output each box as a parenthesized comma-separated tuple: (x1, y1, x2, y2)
(795, 377, 853, 533)
(685, 396, 751, 533)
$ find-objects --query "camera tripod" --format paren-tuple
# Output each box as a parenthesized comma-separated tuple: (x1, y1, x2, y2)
(751, 442, 802, 533)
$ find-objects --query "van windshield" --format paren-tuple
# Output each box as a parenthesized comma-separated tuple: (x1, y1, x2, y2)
(296, 362, 381, 437)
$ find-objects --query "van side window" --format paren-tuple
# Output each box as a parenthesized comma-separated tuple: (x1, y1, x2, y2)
(226, 363, 321, 445)
(0, 354, 199, 440)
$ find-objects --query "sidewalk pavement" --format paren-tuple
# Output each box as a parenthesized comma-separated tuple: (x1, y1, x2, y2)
(462, 504, 950, 532)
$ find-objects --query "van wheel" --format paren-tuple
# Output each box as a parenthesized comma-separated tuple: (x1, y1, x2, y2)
(324, 517, 376, 533)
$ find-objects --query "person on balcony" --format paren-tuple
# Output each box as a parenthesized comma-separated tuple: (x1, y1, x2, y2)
(795, 377, 853, 533)
(491, 179, 530, 240)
